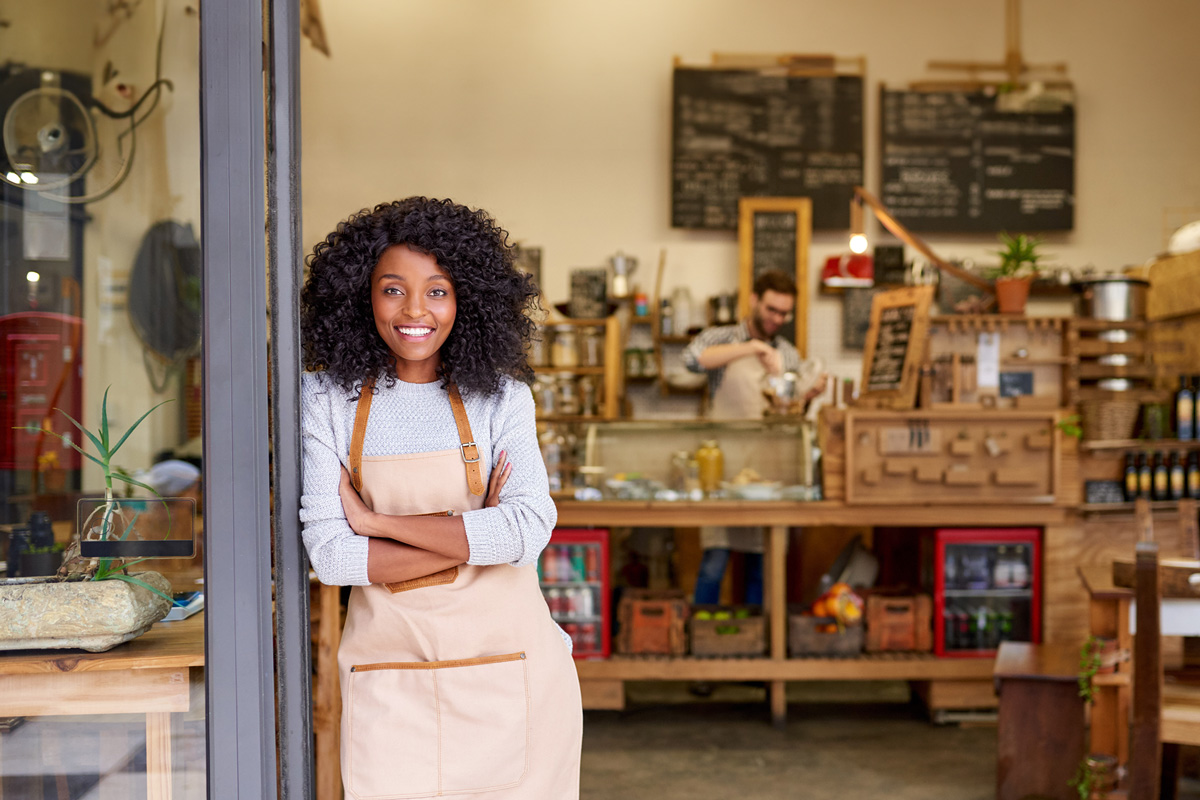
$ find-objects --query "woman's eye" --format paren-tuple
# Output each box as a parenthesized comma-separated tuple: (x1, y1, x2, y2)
(383, 287, 402, 296)
(429, 287, 447, 297)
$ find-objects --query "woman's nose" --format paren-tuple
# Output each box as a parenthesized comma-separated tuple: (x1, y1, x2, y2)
(402, 293, 425, 317)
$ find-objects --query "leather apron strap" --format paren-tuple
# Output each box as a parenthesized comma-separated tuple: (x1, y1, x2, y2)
(349, 377, 485, 497)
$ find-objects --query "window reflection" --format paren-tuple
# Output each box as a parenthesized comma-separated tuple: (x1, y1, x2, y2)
(0, 1, 205, 796)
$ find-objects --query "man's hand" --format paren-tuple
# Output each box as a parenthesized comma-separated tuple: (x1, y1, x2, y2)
(339, 467, 377, 536)
(486, 450, 512, 508)
(805, 372, 830, 403)
(751, 340, 784, 375)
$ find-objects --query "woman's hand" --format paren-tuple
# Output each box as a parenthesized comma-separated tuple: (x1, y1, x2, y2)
(339, 467, 377, 536)
(485, 450, 512, 508)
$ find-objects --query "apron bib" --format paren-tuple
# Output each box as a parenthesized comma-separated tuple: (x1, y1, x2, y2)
(337, 381, 581, 799)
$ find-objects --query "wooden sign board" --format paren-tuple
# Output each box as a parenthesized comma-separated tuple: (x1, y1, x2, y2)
(858, 285, 934, 409)
(737, 197, 811, 357)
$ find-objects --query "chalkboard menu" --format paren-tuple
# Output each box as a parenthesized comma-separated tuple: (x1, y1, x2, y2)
(859, 286, 934, 409)
(880, 88, 1075, 232)
(866, 305, 914, 392)
(752, 211, 797, 276)
(672, 67, 864, 230)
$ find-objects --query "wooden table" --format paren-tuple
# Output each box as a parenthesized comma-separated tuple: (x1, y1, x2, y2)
(0, 614, 205, 800)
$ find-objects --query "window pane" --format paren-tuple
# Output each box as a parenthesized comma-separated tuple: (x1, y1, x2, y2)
(0, 1, 205, 796)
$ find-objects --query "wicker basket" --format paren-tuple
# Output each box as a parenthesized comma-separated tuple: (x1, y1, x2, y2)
(1080, 399, 1140, 441)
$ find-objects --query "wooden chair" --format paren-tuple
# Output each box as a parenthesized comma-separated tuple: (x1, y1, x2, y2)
(1126, 500, 1200, 800)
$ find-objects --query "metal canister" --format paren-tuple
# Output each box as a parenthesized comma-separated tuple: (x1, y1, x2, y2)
(533, 375, 557, 416)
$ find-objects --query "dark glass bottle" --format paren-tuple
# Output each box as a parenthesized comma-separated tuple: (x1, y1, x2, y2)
(1177, 376, 1195, 441)
(1153, 452, 1170, 501)
(1123, 453, 1139, 502)
(1138, 453, 1153, 498)
(1170, 452, 1187, 501)
(1188, 452, 1200, 499)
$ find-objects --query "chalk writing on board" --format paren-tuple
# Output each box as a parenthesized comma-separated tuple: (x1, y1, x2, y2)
(880, 89, 1074, 232)
(672, 68, 863, 230)
(866, 305, 915, 392)
(752, 212, 797, 277)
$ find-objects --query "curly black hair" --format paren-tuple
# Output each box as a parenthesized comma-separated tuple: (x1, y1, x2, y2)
(301, 197, 540, 396)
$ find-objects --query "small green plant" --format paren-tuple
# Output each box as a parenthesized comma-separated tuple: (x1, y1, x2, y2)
(1077, 635, 1103, 704)
(986, 232, 1046, 280)
(23, 543, 65, 555)
(1068, 756, 1098, 800)
(1056, 414, 1083, 440)
(17, 387, 173, 601)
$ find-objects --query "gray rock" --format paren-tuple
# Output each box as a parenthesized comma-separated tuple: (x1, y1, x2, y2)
(0, 572, 172, 652)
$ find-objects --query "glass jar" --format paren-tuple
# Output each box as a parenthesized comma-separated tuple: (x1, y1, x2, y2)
(579, 326, 604, 367)
(578, 376, 598, 417)
(527, 330, 548, 367)
(550, 325, 578, 368)
(695, 439, 724, 495)
(533, 375, 557, 416)
(555, 373, 581, 416)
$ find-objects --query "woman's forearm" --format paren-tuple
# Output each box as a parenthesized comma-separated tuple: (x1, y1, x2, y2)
(363, 512, 471, 561)
(366, 538, 463, 584)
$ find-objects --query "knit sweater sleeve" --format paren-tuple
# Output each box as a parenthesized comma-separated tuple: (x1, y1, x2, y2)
(299, 373, 371, 586)
(460, 380, 557, 567)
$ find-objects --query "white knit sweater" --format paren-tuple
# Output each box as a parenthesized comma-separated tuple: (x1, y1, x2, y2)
(299, 371, 557, 586)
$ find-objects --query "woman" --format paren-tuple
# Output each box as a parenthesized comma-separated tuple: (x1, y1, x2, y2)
(299, 197, 582, 799)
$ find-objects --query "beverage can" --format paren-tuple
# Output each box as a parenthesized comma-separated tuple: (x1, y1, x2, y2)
(584, 545, 599, 581)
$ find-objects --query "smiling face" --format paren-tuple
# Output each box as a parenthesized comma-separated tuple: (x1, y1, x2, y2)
(370, 245, 457, 383)
(748, 289, 795, 339)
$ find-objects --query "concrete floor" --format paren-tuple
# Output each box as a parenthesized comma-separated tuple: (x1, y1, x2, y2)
(581, 681, 997, 800)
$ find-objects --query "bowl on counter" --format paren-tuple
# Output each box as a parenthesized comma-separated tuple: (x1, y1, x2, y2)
(723, 481, 782, 501)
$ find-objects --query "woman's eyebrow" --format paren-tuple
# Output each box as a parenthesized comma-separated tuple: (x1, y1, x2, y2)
(374, 273, 404, 283)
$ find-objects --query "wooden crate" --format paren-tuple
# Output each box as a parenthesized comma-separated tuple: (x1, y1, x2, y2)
(616, 590, 688, 656)
(788, 615, 864, 657)
(689, 605, 766, 657)
(865, 594, 932, 652)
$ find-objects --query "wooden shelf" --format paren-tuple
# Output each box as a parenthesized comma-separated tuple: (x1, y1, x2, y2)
(537, 414, 612, 423)
(658, 335, 695, 345)
(1072, 319, 1149, 332)
(1001, 357, 1072, 366)
(1077, 363, 1158, 380)
(532, 365, 605, 375)
(575, 651, 995, 682)
(1081, 439, 1200, 452)
(1081, 501, 1188, 515)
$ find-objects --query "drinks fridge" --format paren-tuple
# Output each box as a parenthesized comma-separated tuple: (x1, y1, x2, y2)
(538, 528, 610, 659)
(925, 528, 1041, 658)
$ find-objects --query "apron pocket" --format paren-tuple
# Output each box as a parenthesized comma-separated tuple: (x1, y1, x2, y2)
(346, 652, 529, 799)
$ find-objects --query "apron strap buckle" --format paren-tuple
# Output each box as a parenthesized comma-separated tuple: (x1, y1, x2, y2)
(460, 441, 481, 464)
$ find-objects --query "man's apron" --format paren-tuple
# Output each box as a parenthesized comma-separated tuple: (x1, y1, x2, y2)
(337, 382, 582, 799)
(701, 355, 766, 553)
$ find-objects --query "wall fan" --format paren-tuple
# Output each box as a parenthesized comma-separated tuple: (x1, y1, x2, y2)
(0, 9, 173, 203)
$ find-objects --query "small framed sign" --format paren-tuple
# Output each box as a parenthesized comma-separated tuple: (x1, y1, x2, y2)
(858, 285, 934, 409)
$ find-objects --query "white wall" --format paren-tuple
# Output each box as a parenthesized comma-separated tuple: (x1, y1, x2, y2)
(301, 0, 1200, 386)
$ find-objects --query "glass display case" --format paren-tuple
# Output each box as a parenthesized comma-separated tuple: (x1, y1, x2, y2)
(924, 528, 1042, 657)
(539, 418, 818, 502)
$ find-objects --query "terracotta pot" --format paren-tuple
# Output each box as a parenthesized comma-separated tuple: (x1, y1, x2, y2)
(994, 276, 1033, 314)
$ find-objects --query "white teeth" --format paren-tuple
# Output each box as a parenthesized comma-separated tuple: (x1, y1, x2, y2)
(396, 326, 432, 337)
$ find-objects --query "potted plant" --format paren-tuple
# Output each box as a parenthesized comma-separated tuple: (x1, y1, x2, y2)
(3, 388, 179, 652)
(987, 232, 1045, 314)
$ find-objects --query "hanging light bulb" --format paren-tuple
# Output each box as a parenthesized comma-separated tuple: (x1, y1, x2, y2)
(848, 234, 868, 254)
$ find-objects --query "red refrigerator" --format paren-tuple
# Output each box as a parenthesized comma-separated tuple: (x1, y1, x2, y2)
(927, 528, 1041, 658)
(539, 528, 610, 659)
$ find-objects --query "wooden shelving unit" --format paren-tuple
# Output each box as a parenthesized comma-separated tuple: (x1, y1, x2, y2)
(533, 316, 622, 421)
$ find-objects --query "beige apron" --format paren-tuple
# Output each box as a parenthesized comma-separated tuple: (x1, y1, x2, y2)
(337, 382, 582, 799)
(701, 355, 766, 553)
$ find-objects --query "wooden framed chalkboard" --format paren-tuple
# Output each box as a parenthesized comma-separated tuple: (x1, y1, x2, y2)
(880, 87, 1075, 232)
(737, 197, 811, 357)
(672, 66, 863, 231)
(858, 285, 934, 409)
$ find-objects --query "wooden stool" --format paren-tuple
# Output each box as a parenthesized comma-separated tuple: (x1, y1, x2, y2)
(994, 641, 1087, 800)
